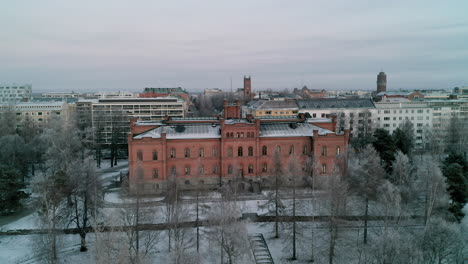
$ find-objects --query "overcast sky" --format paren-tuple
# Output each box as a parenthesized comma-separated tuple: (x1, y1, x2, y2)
(1, 0, 468, 93)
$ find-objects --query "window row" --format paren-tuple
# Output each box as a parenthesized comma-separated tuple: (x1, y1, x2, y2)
(137, 147, 219, 160)
(226, 132, 255, 138)
(147, 162, 328, 178)
(137, 144, 315, 161)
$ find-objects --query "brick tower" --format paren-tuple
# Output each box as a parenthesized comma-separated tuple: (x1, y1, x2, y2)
(377, 72, 387, 93)
(243, 76, 252, 100)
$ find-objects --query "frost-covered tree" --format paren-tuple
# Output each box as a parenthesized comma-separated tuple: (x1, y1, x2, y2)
(66, 157, 102, 252)
(347, 146, 386, 244)
(207, 191, 250, 264)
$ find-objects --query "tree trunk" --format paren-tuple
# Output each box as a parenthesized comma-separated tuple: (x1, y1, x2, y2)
(80, 234, 87, 252)
(275, 173, 279, 238)
(292, 185, 297, 260)
(364, 197, 369, 244)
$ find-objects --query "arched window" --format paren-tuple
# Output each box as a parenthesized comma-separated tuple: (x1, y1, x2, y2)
(262, 146, 267, 155)
(289, 145, 294, 155)
(185, 148, 190, 158)
(152, 150, 158, 160)
(230, 132, 234, 138)
(262, 163, 268, 172)
(336, 146, 341, 155)
(248, 164, 254, 173)
(199, 147, 204, 157)
(213, 164, 218, 174)
(247, 132, 251, 138)
(275, 146, 281, 155)
(137, 150, 143, 161)
(240, 132, 244, 138)
(322, 164, 327, 173)
(236, 132, 240, 138)
(248, 146, 253, 156)
(228, 165, 233, 174)
(185, 165, 190, 175)
(171, 167, 176, 176)
(228, 147, 233, 157)
(153, 168, 158, 179)
(322, 146, 327, 156)
(238, 147, 243, 157)
(226, 132, 230, 138)
(303, 145, 307, 155)
(170, 148, 176, 158)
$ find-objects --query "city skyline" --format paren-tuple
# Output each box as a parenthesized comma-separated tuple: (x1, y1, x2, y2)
(1, 1, 468, 92)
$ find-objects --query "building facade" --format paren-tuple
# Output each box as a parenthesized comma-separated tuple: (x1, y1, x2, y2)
(127, 107, 350, 193)
(297, 99, 377, 136)
(76, 97, 185, 148)
(374, 102, 433, 148)
(0, 101, 70, 127)
(242, 100, 299, 118)
(0, 84, 32, 103)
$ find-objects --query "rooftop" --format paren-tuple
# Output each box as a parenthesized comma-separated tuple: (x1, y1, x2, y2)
(257, 100, 298, 110)
(297, 98, 375, 109)
(143, 87, 186, 94)
(133, 118, 335, 140)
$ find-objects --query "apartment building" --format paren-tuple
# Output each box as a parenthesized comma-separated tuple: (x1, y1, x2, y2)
(297, 99, 377, 136)
(0, 84, 32, 103)
(374, 102, 433, 148)
(77, 97, 185, 147)
(0, 101, 70, 126)
(242, 100, 299, 118)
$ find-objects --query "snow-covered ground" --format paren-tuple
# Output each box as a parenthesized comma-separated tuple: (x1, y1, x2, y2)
(2, 189, 467, 263)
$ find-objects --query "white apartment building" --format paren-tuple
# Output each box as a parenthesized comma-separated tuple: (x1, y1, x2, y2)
(426, 99, 468, 134)
(0, 84, 32, 103)
(77, 97, 185, 146)
(0, 101, 70, 126)
(374, 102, 433, 148)
(297, 99, 377, 135)
(42, 91, 82, 98)
(94, 91, 137, 98)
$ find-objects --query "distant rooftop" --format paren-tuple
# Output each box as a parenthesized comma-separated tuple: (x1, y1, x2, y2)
(257, 100, 298, 110)
(143, 87, 186, 94)
(297, 98, 375, 109)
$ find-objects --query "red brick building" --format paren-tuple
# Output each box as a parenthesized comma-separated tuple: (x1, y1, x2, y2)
(128, 104, 349, 193)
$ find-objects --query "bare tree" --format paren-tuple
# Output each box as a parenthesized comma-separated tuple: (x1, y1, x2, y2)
(324, 172, 349, 264)
(207, 189, 251, 264)
(66, 157, 102, 252)
(415, 156, 449, 225)
(420, 217, 465, 264)
(346, 145, 386, 244)
(33, 172, 68, 264)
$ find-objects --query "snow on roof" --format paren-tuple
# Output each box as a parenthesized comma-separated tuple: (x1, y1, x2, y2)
(297, 98, 375, 109)
(134, 124, 221, 139)
(259, 122, 334, 138)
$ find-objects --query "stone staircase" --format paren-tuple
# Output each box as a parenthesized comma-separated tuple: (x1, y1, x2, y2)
(248, 233, 274, 264)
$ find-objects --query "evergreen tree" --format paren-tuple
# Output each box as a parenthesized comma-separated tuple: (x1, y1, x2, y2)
(393, 120, 414, 155)
(372, 128, 397, 171)
(442, 152, 468, 221)
(0, 165, 26, 215)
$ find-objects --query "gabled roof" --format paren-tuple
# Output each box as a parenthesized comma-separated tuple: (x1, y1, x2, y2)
(297, 98, 375, 109)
